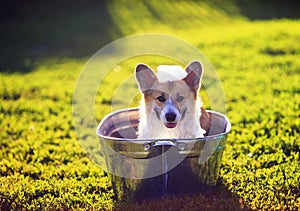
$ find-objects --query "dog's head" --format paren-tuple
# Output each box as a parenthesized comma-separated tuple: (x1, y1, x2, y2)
(135, 61, 203, 129)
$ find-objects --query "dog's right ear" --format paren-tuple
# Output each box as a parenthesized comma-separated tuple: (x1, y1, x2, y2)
(135, 64, 158, 92)
(184, 60, 203, 93)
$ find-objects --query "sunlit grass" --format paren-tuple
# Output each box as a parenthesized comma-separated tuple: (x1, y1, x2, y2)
(1, 0, 300, 210)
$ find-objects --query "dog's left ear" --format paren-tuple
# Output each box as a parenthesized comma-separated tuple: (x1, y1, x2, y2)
(184, 60, 203, 93)
(135, 64, 158, 93)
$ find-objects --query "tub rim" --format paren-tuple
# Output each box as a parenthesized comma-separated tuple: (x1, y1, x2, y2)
(96, 107, 231, 142)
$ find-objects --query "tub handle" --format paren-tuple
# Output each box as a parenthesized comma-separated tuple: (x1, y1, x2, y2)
(153, 140, 176, 147)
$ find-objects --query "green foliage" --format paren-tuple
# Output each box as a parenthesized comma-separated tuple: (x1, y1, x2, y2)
(0, 60, 114, 210)
(1, 0, 300, 210)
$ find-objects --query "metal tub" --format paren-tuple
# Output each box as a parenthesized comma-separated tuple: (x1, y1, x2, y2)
(96, 108, 231, 202)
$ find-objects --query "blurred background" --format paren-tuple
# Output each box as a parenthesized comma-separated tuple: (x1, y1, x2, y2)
(1, 0, 299, 72)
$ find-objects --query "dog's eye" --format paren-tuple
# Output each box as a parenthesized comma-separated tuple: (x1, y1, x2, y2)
(177, 95, 184, 102)
(157, 95, 166, 102)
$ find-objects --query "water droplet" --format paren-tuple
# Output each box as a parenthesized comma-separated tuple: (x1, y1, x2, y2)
(216, 146, 224, 151)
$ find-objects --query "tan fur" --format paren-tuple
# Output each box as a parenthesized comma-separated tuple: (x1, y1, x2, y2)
(200, 107, 211, 135)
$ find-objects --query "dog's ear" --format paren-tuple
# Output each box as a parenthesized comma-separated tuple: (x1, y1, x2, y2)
(184, 60, 203, 93)
(135, 64, 158, 92)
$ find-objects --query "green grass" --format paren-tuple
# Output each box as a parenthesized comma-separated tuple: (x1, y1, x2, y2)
(1, 0, 300, 210)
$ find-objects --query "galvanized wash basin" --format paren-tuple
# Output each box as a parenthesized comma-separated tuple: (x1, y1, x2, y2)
(96, 108, 231, 202)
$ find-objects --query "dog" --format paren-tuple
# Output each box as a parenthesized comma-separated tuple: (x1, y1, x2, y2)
(135, 60, 210, 139)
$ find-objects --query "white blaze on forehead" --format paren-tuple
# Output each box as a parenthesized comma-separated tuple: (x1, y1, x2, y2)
(156, 65, 187, 82)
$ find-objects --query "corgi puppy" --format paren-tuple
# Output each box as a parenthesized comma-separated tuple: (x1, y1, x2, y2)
(135, 60, 210, 139)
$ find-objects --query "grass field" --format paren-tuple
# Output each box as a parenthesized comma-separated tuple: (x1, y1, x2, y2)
(1, 0, 300, 210)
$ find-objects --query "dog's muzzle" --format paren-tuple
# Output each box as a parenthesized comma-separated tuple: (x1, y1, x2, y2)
(165, 112, 177, 128)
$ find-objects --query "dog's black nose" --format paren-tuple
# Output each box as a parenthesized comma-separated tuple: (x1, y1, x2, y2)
(165, 112, 176, 122)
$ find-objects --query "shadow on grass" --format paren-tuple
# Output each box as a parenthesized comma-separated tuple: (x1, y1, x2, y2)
(235, 0, 300, 20)
(115, 183, 252, 210)
(203, 0, 300, 20)
(0, 0, 121, 73)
